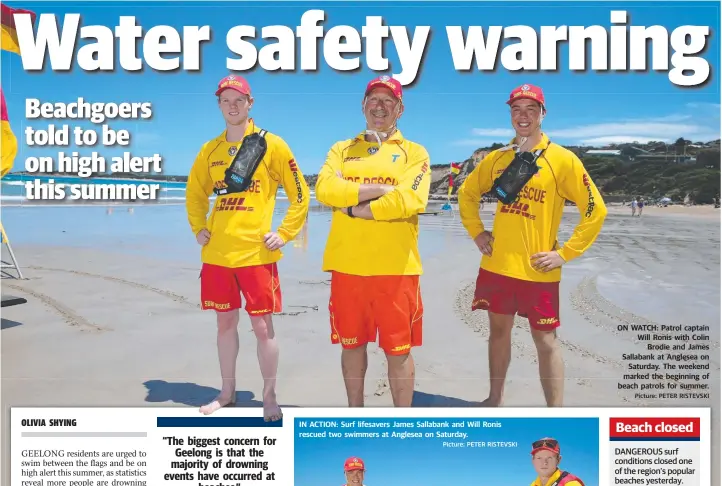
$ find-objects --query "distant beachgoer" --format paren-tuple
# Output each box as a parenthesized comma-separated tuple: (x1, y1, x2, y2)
(315, 75, 431, 407)
(185, 74, 310, 418)
(631, 199, 638, 216)
(637, 198, 644, 216)
(457, 83, 607, 407)
(530, 438, 585, 486)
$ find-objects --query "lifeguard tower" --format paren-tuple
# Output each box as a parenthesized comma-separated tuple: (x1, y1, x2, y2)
(1, 223, 27, 308)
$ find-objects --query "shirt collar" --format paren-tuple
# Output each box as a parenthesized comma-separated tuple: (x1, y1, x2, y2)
(507, 132, 550, 152)
(356, 129, 405, 144)
(220, 118, 256, 142)
(532, 468, 562, 486)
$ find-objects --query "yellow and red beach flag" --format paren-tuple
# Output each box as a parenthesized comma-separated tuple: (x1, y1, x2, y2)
(448, 162, 461, 197)
(1, 4, 36, 54)
(1, 89, 18, 178)
(1, 5, 36, 177)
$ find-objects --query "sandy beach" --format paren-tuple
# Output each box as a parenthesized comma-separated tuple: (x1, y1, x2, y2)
(1, 201, 720, 482)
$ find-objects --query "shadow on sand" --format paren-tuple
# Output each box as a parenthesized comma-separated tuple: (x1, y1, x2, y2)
(142, 381, 476, 409)
(1, 318, 23, 330)
(412, 390, 479, 407)
(142, 380, 299, 409)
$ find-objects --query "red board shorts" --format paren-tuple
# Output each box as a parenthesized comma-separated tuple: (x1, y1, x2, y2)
(472, 268, 560, 331)
(200, 262, 281, 316)
(329, 271, 423, 356)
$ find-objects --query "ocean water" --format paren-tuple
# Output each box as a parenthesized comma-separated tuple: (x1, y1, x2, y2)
(0, 173, 305, 206)
(0, 174, 457, 265)
(1, 173, 192, 205)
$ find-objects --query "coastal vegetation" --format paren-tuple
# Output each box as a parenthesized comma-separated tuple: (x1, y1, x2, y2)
(430, 138, 721, 204)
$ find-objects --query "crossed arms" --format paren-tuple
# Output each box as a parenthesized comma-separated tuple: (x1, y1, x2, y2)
(315, 142, 432, 221)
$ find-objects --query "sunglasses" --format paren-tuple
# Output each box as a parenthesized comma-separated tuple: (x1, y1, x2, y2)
(532, 439, 559, 450)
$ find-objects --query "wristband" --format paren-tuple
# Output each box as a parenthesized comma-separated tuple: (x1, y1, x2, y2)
(347, 206, 354, 218)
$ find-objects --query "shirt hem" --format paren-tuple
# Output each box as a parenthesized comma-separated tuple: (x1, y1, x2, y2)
(480, 263, 561, 283)
(322, 266, 423, 277)
(202, 254, 283, 269)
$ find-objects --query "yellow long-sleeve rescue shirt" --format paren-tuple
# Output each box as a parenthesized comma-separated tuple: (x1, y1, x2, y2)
(315, 130, 431, 276)
(185, 120, 310, 268)
(458, 133, 607, 283)
(531, 469, 583, 486)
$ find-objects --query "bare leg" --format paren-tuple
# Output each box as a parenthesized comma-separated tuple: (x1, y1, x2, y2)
(342, 345, 368, 407)
(200, 310, 239, 415)
(481, 311, 514, 406)
(530, 328, 564, 407)
(250, 314, 282, 421)
(386, 352, 415, 407)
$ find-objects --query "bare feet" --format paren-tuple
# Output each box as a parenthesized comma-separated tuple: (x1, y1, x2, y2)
(199, 394, 236, 415)
(477, 397, 502, 407)
(263, 394, 283, 422)
(264, 404, 283, 422)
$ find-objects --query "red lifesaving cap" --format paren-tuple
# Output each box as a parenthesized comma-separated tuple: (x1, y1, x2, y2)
(215, 74, 251, 96)
(531, 438, 560, 456)
(365, 75, 402, 100)
(507, 83, 545, 109)
(344, 457, 365, 472)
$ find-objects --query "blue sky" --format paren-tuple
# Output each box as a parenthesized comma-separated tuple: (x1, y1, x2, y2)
(294, 417, 600, 486)
(2, 1, 719, 176)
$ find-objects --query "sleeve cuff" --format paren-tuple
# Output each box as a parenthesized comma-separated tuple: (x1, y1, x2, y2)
(557, 247, 571, 263)
(467, 225, 485, 240)
(277, 228, 292, 243)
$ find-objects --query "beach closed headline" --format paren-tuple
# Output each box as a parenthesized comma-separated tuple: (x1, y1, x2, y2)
(12, 9, 712, 87)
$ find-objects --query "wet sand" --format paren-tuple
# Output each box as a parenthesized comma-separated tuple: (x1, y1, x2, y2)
(1, 203, 720, 483)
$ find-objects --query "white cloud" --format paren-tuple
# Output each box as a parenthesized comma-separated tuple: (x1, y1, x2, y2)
(579, 136, 668, 145)
(685, 102, 721, 110)
(548, 122, 702, 140)
(454, 106, 720, 147)
(619, 114, 692, 123)
(451, 138, 503, 147)
(471, 128, 515, 137)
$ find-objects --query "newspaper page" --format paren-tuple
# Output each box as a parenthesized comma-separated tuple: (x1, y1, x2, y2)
(9, 407, 713, 486)
(0, 0, 719, 485)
